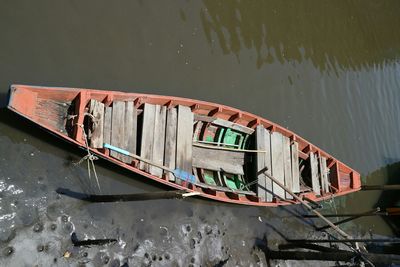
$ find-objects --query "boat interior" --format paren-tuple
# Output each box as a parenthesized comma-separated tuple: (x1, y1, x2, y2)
(8, 85, 361, 205)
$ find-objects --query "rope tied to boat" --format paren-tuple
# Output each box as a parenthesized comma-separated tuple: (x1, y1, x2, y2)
(74, 123, 101, 192)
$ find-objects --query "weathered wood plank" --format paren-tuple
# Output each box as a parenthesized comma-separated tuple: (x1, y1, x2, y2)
(121, 101, 137, 163)
(164, 108, 177, 181)
(192, 146, 244, 175)
(271, 131, 285, 199)
(176, 105, 194, 182)
(256, 126, 268, 201)
(110, 101, 125, 161)
(88, 100, 105, 148)
(319, 156, 329, 193)
(139, 103, 156, 172)
(150, 105, 167, 177)
(194, 114, 254, 135)
(103, 106, 112, 147)
(310, 152, 321, 195)
(291, 142, 301, 193)
(283, 136, 293, 199)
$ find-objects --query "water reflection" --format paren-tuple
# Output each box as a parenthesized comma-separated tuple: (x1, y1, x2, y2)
(334, 161, 400, 236)
(201, 0, 400, 70)
(370, 162, 400, 236)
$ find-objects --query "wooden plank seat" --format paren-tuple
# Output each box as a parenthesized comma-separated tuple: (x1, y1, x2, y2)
(256, 125, 273, 202)
(192, 146, 245, 175)
(310, 152, 321, 195)
(110, 101, 137, 163)
(176, 105, 194, 183)
(319, 156, 330, 193)
(87, 99, 105, 149)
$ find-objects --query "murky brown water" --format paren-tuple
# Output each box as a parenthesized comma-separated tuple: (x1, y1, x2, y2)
(1, 1, 400, 266)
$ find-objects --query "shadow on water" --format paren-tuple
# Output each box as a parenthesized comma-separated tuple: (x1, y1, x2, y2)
(368, 161, 400, 236)
(0, 107, 186, 195)
(200, 0, 400, 70)
(0, 92, 8, 108)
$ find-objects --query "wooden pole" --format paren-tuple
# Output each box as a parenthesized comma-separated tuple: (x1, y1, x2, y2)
(265, 249, 400, 264)
(361, 184, 400, 190)
(263, 172, 354, 240)
(316, 208, 380, 231)
(286, 238, 400, 243)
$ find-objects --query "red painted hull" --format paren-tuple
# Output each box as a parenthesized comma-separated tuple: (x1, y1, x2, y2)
(7, 84, 361, 207)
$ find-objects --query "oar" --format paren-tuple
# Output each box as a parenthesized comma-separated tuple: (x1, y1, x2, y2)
(103, 143, 255, 195)
(103, 143, 196, 183)
(262, 170, 354, 240)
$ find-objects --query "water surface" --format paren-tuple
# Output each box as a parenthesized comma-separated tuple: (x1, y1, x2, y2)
(1, 1, 400, 266)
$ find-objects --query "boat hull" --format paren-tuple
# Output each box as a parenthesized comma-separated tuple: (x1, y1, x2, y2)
(7, 84, 361, 207)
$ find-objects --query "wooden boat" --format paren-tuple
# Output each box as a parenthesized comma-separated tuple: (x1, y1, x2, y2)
(7, 84, 361, 206)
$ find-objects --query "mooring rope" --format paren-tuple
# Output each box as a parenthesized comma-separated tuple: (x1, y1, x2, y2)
(74, 122, 101, 192)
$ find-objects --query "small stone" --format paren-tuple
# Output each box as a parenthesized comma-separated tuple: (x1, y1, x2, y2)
(109, 259, 120, 267)
(61, 215, 69, 222)
(33, 222, 44, 232)
(3, 246, 14, 256)
(102, 255, 110, 264)
(37, 245, 45, 252)
(50, 224, 57, 231)
(164, 253, 170, 260)
(63, 251, 71, 258)
(197, 231, 202, 241)
(189, 239, 196, 249)
(205, 226, 212, 235)
(30, 153, 34, 156)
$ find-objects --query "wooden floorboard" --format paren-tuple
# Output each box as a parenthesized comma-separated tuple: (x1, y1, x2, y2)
(120, 101, 137, 163)
(150, 105, 167, 177)
(283, 136, 293, 199)
(176, 105, 194, 183)
(88, 99, 105, 149)
(110, 101, 125, 161)
(319, 156, 329, 193)
(164, 107, 177, 181)
(256, 125, 273, 202)
(310, 152, 321, 195)
(139, 103, 156, 172)
(103, 106, 112, 148)
(291, 142, 301, 193)
(192, 146, 244, 175)
(271, 131, 285, 199)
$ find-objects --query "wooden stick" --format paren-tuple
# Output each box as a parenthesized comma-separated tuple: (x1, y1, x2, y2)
(302, 196, 322, 209)
(287, 238, 400, 243)
(316, 208, 380, 231)
(263, 172, 353, 240)
(265, 249, 400, 264)
(193, 142, 268, 153)
(195, 140, 240, 147)
(303, 208, 389, 218)
(361, 184, 400, 190)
